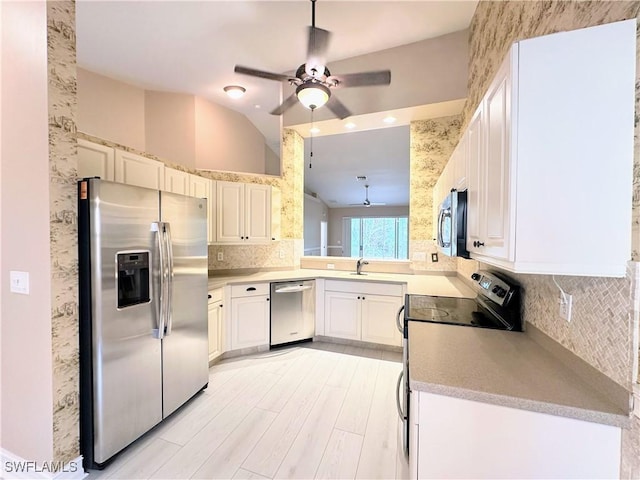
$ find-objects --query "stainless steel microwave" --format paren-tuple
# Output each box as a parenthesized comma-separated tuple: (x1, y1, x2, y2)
(436, 189, 470, 258)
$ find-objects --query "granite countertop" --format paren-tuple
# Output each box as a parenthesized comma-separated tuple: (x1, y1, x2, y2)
(409, 321, 631, 428)
(208, 269, 476, 297)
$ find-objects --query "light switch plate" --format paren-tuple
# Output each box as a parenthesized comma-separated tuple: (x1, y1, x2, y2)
(10, 271, 29, 295)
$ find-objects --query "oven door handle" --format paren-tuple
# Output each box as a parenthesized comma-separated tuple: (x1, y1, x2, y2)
(396, 305, 405, 334)
(396, 370, 405, 420)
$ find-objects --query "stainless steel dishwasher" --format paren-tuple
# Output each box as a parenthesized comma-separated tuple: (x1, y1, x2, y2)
(270, 280, 315, 347)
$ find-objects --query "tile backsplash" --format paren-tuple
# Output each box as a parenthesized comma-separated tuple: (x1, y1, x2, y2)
(208, 239, 302, 272)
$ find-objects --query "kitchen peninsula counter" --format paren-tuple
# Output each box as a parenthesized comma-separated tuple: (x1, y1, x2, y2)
(408, 321, 631, 428)
(208, 269, 476, 297)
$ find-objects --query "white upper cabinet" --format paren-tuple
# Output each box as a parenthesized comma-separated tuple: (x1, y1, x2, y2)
(452, 131, 468, 191)
(216, 181, 244, 242)
(77, 139, 115, 181)
(216, 181, 272, 244)
(468, 52, 513, 261)
(164, 168, 190, 195)
(244, 184, 271, 243)
(464, 20, 635, 277)
(115, 149, 165, 190)
(465, 106, 484, 252)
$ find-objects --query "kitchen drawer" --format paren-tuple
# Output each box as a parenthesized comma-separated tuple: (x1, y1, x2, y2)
(231, 283, 270, 298)
(208, 287, 223, 304)
(324, 280, 403, 297)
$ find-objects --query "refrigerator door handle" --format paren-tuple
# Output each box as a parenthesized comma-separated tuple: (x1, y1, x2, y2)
(164, 223, 174, 336)
(151, 222, 166, 340)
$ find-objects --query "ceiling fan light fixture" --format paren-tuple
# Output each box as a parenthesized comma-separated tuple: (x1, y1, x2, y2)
(296, 83, 330, 110)
(223, 85, 246, 99)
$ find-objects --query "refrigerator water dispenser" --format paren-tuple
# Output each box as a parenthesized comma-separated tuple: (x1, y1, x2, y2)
(116, 251, 150, 308)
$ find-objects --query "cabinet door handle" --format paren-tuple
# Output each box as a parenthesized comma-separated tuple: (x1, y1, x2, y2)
(208, 294, 212, 299)
(266, 298, 270, 301)
(473, 241, 485, 247)
(246, 287, 256, 292)
(357, 296, 361, 300)
(362, 296, 365, 300)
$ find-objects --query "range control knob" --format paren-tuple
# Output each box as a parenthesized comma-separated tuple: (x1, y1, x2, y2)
(471, 273, 481, 282)
(492, 286, 507, 298)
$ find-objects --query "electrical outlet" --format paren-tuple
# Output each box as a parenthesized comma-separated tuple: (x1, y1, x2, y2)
(327, 263, 335, 269)
(279, 250, 285, 259)
(217, 251, 223, 261)
(431, 253, 438, 262)
(559, 293, 573, 322)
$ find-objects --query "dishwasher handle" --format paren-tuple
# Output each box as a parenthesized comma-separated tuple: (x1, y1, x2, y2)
(274, 285, 313, 293)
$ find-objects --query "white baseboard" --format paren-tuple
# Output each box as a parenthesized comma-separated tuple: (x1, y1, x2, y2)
(1, 450, 86, 480)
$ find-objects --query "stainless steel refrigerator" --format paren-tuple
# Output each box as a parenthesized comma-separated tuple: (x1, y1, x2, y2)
(78, 178, 209, 469)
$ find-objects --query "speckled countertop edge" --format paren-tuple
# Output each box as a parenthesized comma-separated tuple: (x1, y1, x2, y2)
(410, 379, 630, 428)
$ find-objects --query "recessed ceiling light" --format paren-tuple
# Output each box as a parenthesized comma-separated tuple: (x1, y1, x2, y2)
(254, 104, 261, 109)
(383, 116, 397, 124)
(310, 127, 320, 134)
(223, 85, 246, 99)
(345, 122, 356, 129)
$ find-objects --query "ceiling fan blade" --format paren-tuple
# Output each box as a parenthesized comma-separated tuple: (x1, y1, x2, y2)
(331, 70, 392, 88)
(306, 26, 331, 77)
(325, 96, 352, 120)
(234, 65, 292, 83)
(270, 93, 299, 116)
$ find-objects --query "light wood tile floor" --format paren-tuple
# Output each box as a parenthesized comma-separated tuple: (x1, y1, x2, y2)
(86, 342, 408, 480)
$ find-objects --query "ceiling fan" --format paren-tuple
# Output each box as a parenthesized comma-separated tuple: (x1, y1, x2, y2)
(233, 0, 391, 119)
(350, 185, 386, 207)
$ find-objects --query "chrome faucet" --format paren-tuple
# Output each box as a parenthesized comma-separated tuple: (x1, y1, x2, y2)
(356, 257, 369, 275)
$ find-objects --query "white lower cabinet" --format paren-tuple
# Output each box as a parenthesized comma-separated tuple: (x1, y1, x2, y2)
(207, 288, 224, 363)
(410, 391, 621, 479)
(361, 294, 403, 346)
(324, 291, 361, 340)
(230, 283, 270, 350)
(324, 280, 403, 347)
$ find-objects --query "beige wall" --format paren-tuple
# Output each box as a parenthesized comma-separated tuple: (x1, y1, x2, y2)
(77, 70, 272, 174)
(146, 90, 196, 168)
(77, 68, 146, 151)
(194, 96, 267, 174)
(1, 0, 54, 463)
